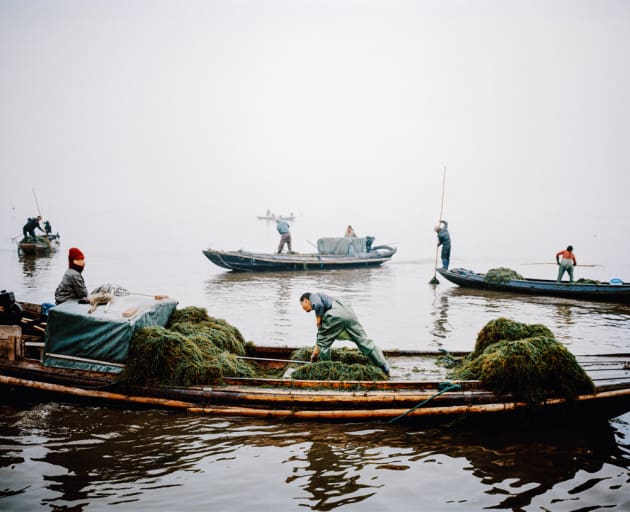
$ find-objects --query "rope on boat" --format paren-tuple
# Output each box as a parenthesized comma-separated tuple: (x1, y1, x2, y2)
(386, 382, 462, 424)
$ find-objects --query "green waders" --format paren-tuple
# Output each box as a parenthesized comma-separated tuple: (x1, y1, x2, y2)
(316, 300, 388, 369)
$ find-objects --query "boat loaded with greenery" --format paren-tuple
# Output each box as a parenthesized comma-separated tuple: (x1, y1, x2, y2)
(0, 295, 629, 425)
(17, 234, 61, 256)
(437, 267, 630, 303)
(203, 237, 396, 272)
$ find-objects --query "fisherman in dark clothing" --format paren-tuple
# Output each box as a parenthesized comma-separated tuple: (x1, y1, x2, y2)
(434, 219, 451, 270)
(22, 216, 44, 240)
(44, 220, 52, 235)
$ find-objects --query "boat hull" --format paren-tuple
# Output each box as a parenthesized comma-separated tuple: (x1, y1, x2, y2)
(202, 247, 397, 272)
(437, 268, 630, 303)
(1, 348, 628, 425)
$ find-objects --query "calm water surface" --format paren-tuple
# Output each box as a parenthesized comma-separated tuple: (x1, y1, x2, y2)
(1, 242, 630, 510)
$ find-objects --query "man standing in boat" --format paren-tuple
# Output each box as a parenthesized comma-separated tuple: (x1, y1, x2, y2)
(276, 218, 292, 253)
(300, 292, 391, 376)
(556, 245, 577, 283)
(22, 215, 45, 240)
(434, 219, 451, 269)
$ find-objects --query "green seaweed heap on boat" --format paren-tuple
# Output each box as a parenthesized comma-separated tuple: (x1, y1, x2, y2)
(122, 306, 257, 387)
(446, 317, 595, 404)
(122, 306, 388, 386)
(123, 307, 595, 402)
(483, 267, 524, 284)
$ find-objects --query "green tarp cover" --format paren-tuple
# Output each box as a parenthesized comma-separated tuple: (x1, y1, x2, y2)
(317, 237, 367, 255)
(43, 296, 178, 373)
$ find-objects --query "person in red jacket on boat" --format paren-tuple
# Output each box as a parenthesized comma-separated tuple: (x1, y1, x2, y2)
(556, 245, 577, 283)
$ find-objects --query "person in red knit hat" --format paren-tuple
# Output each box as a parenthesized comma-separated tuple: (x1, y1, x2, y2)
(54, 247, 89, 304)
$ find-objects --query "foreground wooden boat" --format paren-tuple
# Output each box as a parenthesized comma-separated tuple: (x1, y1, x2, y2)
(1, 302, 629, 425)
(437, 267, 630, 304)
(203, 237, 396, 272)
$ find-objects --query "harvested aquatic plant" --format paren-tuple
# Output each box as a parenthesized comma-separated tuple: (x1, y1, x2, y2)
(291, 360, 387, 381)
(484, 267, 524, 284)
(289, 346, 386, 380)
(290, 346, 373, 366)
(123, 308, 256, 386)
(473, 317, 554, 357)
(449, 318, 595, 404)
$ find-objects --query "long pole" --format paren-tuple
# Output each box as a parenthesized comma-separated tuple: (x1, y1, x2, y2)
(32, 187, 42, 217)
(429, 167, 446, 284)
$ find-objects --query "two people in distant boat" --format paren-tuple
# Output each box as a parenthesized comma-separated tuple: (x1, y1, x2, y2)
(22, 216, 45, 240)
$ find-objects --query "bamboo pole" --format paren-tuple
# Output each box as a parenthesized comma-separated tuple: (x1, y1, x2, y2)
(429, 167, 446, 285)
(0, 375, 196, 409)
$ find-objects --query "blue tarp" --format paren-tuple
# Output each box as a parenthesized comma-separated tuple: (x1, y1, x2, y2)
(43, 296, 178, 373)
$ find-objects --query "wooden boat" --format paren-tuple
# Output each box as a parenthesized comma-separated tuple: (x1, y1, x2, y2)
(437, 267, 630, 304)
(203, 238, 397, 272)
(257, 213, 295, 221)
(1, 301, 629, 425)
(18, 234, 60, 256)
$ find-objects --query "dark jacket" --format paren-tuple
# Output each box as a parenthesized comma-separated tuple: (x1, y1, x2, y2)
(55, 268, 88, 304)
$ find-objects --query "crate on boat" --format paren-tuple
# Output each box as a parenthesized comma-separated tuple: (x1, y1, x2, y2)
(0, 325, 23, 361)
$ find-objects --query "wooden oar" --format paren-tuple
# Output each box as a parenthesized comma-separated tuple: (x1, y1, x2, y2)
(429, 167, 446, 285)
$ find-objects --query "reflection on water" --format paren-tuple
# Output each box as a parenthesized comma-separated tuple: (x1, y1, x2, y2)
(19, 254, 57, 290)
(0, 403, 628, 511)
(435, 286, 630, 353)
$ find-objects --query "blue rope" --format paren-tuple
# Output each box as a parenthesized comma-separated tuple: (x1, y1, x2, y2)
(387, 382, 462, 424)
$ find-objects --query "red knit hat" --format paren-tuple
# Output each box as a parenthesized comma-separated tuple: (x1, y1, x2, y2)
(68, 247, 85, 263)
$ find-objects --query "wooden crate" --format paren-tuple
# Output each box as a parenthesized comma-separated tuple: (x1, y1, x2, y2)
(0, 325, 23, 360)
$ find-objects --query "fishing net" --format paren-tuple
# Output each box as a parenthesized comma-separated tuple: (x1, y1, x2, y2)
(484, 267, 524, 284)
(123, 307, 255, 386)
(576, 278, 601, 285)
(449, 318, 594, 404)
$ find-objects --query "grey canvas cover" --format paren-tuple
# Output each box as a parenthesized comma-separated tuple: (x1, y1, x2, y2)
(317, 237, 367, 255)
(43, 296, 178, 373)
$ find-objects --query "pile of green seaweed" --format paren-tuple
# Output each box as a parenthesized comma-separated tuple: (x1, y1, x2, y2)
(447, 317, 595, 404)
(289, 347, 387, 381)
(21, 236, 48, 244)
(484, 267, 524, 284)
(122, 306, 257, 387)
(122, 306, 387, 386)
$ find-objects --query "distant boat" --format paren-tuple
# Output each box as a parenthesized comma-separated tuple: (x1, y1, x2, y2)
(256, 211, 295, 221)
(18, 234, 60, 256)
(437, 267, 630, 304)
(203, 237, 396, 272)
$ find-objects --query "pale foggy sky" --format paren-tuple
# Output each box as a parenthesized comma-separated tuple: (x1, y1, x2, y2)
(1, 0, 629, 265)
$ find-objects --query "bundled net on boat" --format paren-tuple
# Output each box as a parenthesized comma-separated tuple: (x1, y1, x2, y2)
(448, 317, 595, 404)
(122, 306, 255, 386)
(483, 267, 524, 284)
(289, 346, 388, 381)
